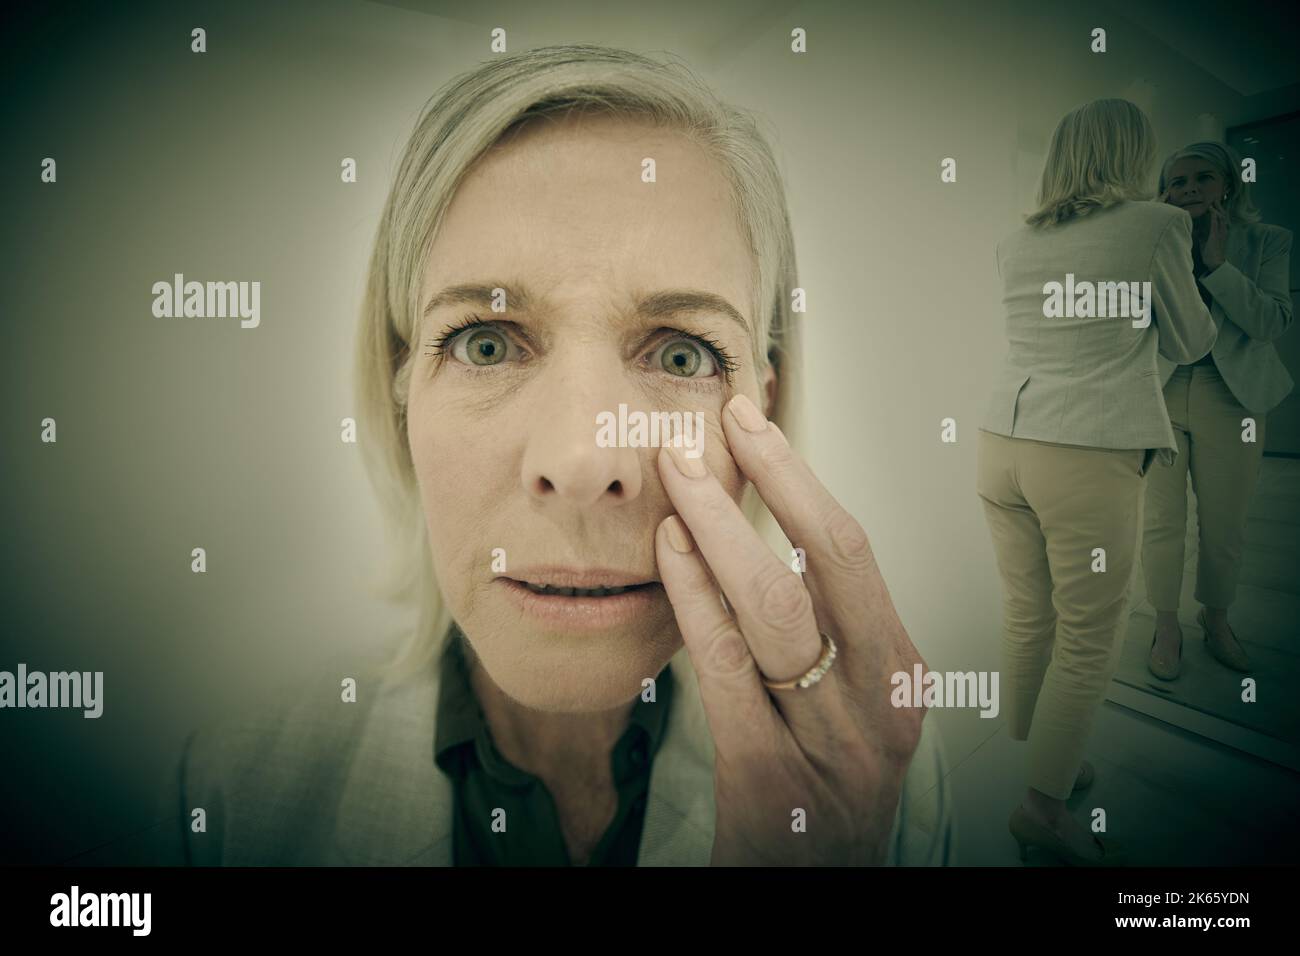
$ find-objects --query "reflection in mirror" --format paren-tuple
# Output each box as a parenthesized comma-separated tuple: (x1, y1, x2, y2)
(1113, 115, 1300, 769)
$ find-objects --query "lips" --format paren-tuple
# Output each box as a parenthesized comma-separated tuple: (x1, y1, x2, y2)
(497, 573, 665, 630)
(521, 582, 649, 597)
(506, 568, 657, 591)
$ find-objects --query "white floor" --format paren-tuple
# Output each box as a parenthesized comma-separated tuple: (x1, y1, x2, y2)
(923, 455, 1300, 865)
(1114, 456, 1300, 743)
(920, 699, 1300, 865)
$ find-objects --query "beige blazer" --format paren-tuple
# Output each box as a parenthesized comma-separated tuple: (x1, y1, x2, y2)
(1156, 221, 1294, 415)
(983, 201, 1217, 467)
(149, 640, 954, 866)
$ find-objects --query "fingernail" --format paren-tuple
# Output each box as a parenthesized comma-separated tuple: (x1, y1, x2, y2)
(664, 515, 694, 553)
(727, 393, 767, 432)
(667, 442, 707, 478)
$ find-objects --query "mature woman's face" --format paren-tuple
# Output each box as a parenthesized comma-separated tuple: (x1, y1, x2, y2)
(1165, 157, 1225, 218)
(407, 112, 771, 713)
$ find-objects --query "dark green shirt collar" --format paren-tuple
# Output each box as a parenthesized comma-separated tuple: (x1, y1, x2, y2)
(433, 625, 675, 779)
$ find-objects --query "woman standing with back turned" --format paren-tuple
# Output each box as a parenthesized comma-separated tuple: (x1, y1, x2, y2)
(977, 99, 1216, 865)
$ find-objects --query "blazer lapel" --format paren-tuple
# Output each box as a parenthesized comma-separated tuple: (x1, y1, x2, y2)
(329, 669, 455, 865)
(637, 646, 717, 866)
(328, 645, 716, 866)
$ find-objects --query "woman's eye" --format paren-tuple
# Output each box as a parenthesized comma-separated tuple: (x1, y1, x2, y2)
(451, 327, 511, 366)
(655, 338, 718, 378)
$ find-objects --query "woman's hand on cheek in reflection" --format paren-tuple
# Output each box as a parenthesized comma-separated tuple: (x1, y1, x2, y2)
(1200, 199, 1229, 271)
(653, 394, 928, 866)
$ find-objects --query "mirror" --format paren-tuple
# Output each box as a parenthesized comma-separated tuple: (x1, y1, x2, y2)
(1111, 111, 1300, 770)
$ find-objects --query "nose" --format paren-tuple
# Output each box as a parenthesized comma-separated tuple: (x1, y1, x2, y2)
(520, 366, 644, 509)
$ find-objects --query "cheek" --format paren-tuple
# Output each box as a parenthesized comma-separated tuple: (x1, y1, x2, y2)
(716, 460, 747, 504)
(408, 381, 510, 491)
(701, 415, 747, 502)
(406, 400, 496, 569)
(407, 412, 452, 504)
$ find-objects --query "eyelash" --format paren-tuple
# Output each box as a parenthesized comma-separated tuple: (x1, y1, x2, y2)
(424, 315, 740, 383)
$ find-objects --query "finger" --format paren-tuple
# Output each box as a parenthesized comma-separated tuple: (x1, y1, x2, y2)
(654, 515, 780, 756)
(719, 393, 882, 643)
(656, 433, 868, 756)
(658, 514, 862, 769)
(655, 444, 823, 687)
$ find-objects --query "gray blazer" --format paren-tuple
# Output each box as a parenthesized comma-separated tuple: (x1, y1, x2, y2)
(983, 201, 1217, 467)
(149, 640, 954, 866)
(1156, 221, 1294, 415)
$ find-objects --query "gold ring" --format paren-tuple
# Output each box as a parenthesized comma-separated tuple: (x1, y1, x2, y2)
(761, 632, 837, 691)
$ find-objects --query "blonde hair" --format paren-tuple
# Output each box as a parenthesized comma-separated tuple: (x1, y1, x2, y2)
(1026, 98, 1157, 227)
(355, 45, 803, 683)
(1159, 141, 1262, 226)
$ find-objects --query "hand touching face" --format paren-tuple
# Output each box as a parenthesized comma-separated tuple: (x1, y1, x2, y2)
(655, 395, 930, 865)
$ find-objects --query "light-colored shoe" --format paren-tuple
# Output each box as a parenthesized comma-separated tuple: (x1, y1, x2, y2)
(1073, 760, 1095, 792)
(1147, 630, 1182, 681)
(1198, 608, 1251, 672)
(1008, 806, 1126, 866)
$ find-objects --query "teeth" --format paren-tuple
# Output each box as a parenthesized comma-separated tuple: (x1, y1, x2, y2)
(523, 582, 632, 597)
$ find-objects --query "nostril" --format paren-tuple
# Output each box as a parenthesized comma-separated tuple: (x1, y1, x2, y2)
(609, 479, 623, 495)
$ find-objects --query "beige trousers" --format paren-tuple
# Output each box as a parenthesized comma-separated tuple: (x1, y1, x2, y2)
(977, 429, 1150, 800)
(1142, 364, 1266, 611)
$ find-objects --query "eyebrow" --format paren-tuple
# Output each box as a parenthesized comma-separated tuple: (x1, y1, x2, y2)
(637, 289, 748, 333)
(422, 283, 532, 317)
(422, 282, 749, 334)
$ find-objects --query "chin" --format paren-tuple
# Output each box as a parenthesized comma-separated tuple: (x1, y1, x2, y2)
(464, 600, 681, 713)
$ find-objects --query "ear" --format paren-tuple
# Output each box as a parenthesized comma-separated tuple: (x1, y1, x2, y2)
(760, 363, 778, 420)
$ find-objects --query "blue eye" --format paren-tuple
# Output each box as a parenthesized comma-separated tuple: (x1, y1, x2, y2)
(655, 332, 738, 385)
(655, 337, 719, 378)
(427, 317, 522, 367)
(453, 327, 509, 366)
(427, 319, 739, 384)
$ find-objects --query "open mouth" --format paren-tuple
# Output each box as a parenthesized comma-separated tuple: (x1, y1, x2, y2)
(498, 574, 663, 629)
(516, 580, 656, 597)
